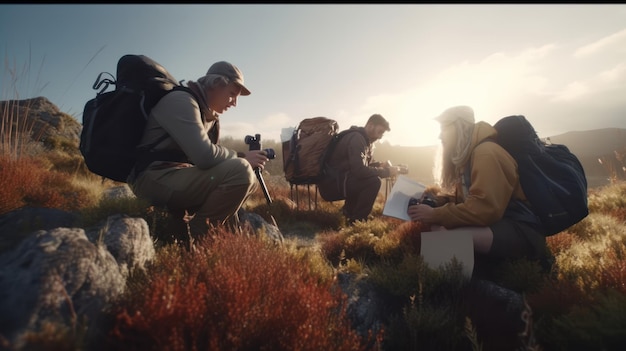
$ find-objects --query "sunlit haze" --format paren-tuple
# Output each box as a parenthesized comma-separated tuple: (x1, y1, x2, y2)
(1, 4, 625, 147)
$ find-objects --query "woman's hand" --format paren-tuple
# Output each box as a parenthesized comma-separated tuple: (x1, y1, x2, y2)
(407, 203, 436, 223)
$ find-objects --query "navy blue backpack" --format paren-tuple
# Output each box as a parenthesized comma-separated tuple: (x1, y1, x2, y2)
(493, 115, 589, 236)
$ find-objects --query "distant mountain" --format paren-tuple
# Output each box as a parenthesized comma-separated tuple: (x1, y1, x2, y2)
(547, 128, 626, 158)
(548, 128, 626, 188)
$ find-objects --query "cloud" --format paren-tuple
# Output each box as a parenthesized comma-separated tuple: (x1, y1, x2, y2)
(246, 33, 626, 147)
(599, 62, 626, 83)
(551, 61, 626, 102)
(574, 28, 626, 57)
(347, 46, 558, 145)
(551, 81, 589, 102)
(328, 39, 626, 147)
(262, 112, 290, 126)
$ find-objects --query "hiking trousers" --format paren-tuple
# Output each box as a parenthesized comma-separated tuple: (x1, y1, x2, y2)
(130, 158, 258, 237)
(344, 175, 382, 223)
(319, 172, 382, 223)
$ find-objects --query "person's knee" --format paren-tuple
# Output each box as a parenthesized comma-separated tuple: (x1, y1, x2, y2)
(371, 177, 381, 190)
(347, 176, 381, 194)
(224, 158, 256, 186)
(364, 176, 382, 198)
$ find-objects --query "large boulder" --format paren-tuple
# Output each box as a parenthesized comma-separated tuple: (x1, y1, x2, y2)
(0, 97, 81, 144)
(0, 211, 155, 349)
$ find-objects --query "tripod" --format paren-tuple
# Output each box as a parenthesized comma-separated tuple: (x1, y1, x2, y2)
(245, 134, 278, 227)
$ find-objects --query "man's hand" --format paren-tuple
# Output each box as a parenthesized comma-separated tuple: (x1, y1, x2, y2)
(388, 166, 399, 178)
(244, 150, 268, 170)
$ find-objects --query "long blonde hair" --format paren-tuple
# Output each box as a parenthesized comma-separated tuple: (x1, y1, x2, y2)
(434, 119, 475, 193)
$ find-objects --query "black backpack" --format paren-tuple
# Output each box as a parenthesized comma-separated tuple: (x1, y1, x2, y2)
(492, 115, 589, 236)
(80, 54, 197, 183)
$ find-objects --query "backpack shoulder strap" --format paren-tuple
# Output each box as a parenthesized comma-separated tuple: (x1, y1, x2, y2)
(463, 137, 539, 225)
(139, 84, 208, 151)
(322, 129, 366, 167)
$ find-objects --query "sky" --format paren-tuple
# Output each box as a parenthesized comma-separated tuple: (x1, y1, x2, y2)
(1, 4, 626, 147)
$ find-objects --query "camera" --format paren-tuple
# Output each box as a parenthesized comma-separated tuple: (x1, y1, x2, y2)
(397, 164, 409, 175)
(408, 195, 437, 209)
(245, 134, 276, 159)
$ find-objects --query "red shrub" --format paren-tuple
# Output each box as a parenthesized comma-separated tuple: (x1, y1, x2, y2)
(110, 230, 377, 351)
(318, 231, 349, 266)
(609, 208, 626, 223)
(385, 221, 425, 255)
(597, 250, 626, 295)
(546, 231, 577, 255)
(526, 277, 589, 317)
(0, 155, 79, 214)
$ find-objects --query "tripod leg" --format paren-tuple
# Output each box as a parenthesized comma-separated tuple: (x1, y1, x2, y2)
(254, 168, 278, 227)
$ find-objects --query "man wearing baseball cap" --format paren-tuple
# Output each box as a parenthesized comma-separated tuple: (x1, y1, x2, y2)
(128, 60, 268, 244)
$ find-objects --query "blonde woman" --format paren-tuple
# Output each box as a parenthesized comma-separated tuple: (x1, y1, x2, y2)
(407, 105, 550, 277)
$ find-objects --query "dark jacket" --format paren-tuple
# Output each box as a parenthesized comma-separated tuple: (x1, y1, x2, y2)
(317, 126, 391, 201)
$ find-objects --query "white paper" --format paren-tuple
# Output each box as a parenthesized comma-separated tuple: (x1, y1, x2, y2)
(421, 230, 474, 279)
(281, 127, 295, 142)
(382, 175, 427, 221)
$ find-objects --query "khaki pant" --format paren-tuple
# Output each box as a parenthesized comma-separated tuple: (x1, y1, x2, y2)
(130, 158, 258, 237)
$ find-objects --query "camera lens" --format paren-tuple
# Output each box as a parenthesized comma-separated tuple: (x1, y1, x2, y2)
(264, 148, 276, 160)
(422, 196, 437, 208)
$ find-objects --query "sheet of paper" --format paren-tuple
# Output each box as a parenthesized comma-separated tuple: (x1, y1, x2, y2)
(382, 175, 426, 221)
(420, 230, 474, 279)
(281, 127, 295, 142)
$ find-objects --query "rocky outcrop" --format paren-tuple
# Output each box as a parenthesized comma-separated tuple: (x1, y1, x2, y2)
(0, 212, 155, 349)
(0, 97, 81, 144)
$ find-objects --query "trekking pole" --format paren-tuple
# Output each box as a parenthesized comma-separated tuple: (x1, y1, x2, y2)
(245, 134, 278, 227)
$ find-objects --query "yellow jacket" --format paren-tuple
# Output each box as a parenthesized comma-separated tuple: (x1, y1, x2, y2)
(431, 121, 527, 228)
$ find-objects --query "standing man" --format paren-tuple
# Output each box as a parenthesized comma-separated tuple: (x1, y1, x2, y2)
(127, 61, 269, 243)
(318, 114, 400, 224)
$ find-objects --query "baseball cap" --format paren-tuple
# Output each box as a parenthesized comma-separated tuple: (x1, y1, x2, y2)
(206, 61, 251, 96)
(435, 105, 475, 125)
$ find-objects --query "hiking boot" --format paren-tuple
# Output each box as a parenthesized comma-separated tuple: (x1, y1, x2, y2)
(164, 210, 191, 244)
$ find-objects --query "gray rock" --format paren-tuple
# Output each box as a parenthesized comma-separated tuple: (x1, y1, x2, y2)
(0, 210, 155, 349)
(102, 185, 136, 200)
(0, 97, 82, 143)
(337, 272, 385, 339)
(239, 209, 285, 244)
(85, 214, 156, 278)
(0, 228, 125, 345)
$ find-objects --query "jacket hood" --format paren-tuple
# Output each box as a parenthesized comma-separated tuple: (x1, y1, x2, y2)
(470, 121, 497, 148)
(455, 121, 498, 166)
